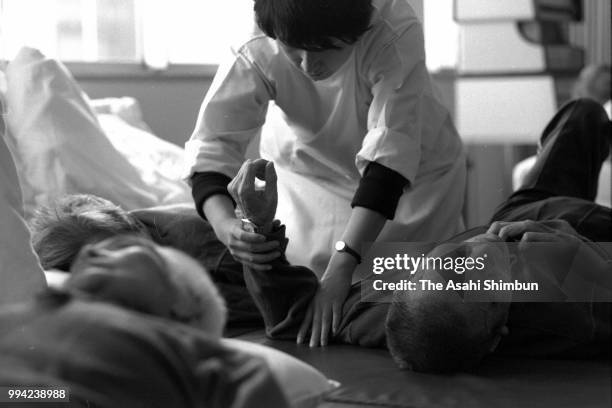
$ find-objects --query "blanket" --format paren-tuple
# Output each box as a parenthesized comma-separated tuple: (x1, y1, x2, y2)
(0, 291, 290, 408)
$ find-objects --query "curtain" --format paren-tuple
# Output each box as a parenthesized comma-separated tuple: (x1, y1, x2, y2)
(570, 0, 611, 64)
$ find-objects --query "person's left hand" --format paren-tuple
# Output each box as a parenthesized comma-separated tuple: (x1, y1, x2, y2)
(498, 222, 585, 290)
(514, 226, 583, 263)
(297, 257, 354, 347)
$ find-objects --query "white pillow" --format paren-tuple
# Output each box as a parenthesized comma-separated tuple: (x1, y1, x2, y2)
(91, 97, 191, 206)
(4, 47, 186, 217)
(90, 97, 153, 132)
(96, 113, 191, 206)
(222, 339, 337, 408)
(44, 270, 70, 289)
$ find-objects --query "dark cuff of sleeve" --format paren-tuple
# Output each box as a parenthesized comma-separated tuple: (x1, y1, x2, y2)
(351, 162, 410, 219)
(191, 171, 235, 219)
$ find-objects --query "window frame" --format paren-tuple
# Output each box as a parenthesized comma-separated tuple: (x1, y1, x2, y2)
(64, 61, 218, 80)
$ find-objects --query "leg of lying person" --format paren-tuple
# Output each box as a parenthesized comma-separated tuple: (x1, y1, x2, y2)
(490, 98, 612, 242)
(0, 111, 46, 306)
(479, 100, 612, 359)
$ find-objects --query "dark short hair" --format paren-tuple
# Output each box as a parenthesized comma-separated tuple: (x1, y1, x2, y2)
(385, 294, 493, 373)
(30, 195, 146, 271)
(254, 0, 373, 51)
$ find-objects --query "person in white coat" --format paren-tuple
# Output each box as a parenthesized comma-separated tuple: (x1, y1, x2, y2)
(184, 0, 466, 346)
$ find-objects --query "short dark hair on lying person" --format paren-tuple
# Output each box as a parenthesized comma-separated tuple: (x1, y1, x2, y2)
(30, 194, 146, 271)
(254, 0, 373, 51)
(385, 295, 492, 373)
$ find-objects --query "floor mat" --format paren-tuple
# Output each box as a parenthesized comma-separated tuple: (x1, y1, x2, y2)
(236, 330, 612, 408)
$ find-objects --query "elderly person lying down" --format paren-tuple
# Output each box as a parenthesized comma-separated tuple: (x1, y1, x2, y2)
(0, 234, 290, 408)
(29, 193, 262, 326)
(232, 98, 611, 372)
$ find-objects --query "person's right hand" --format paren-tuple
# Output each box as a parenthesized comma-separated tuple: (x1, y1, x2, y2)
(213, 218, 280, 271)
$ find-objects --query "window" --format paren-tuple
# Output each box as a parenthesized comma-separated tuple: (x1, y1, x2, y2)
(423, 0, 459, 71)
(0, 0, 138, 62)
(0, 0, 253, 66)
(1, 0, 459, 71)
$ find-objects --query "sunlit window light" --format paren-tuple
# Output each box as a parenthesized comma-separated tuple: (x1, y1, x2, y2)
(423, 0, 459, 71)
(1, 0, 458, 71)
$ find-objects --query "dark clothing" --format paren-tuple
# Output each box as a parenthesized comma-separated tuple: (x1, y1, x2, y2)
(492, 98, 611, 242)
(488, 99, 612, 358)
(0, 291, 290, 408)
(191, 171, 235, 219)
(351, 162, 410, 219)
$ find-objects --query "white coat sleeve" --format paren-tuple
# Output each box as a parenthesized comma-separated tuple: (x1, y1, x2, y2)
(356, 22, 433, 184)
(184, 49, 273, 182)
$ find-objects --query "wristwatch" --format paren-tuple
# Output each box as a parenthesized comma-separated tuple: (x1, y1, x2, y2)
(241, 218, 271, 234)
(334, 241, 361, 264)
(241, 218, 260, 233)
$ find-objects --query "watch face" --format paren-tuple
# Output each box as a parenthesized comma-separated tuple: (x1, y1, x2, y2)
(241, 219, 256, 233)
(335, 241, 346, 251)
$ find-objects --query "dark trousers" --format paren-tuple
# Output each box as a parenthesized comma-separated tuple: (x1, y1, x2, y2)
(491, 99, 611, 242)
(487, 99, 611, 358)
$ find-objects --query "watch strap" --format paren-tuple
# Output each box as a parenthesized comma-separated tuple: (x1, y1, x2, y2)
(336, 241, 362, 264)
